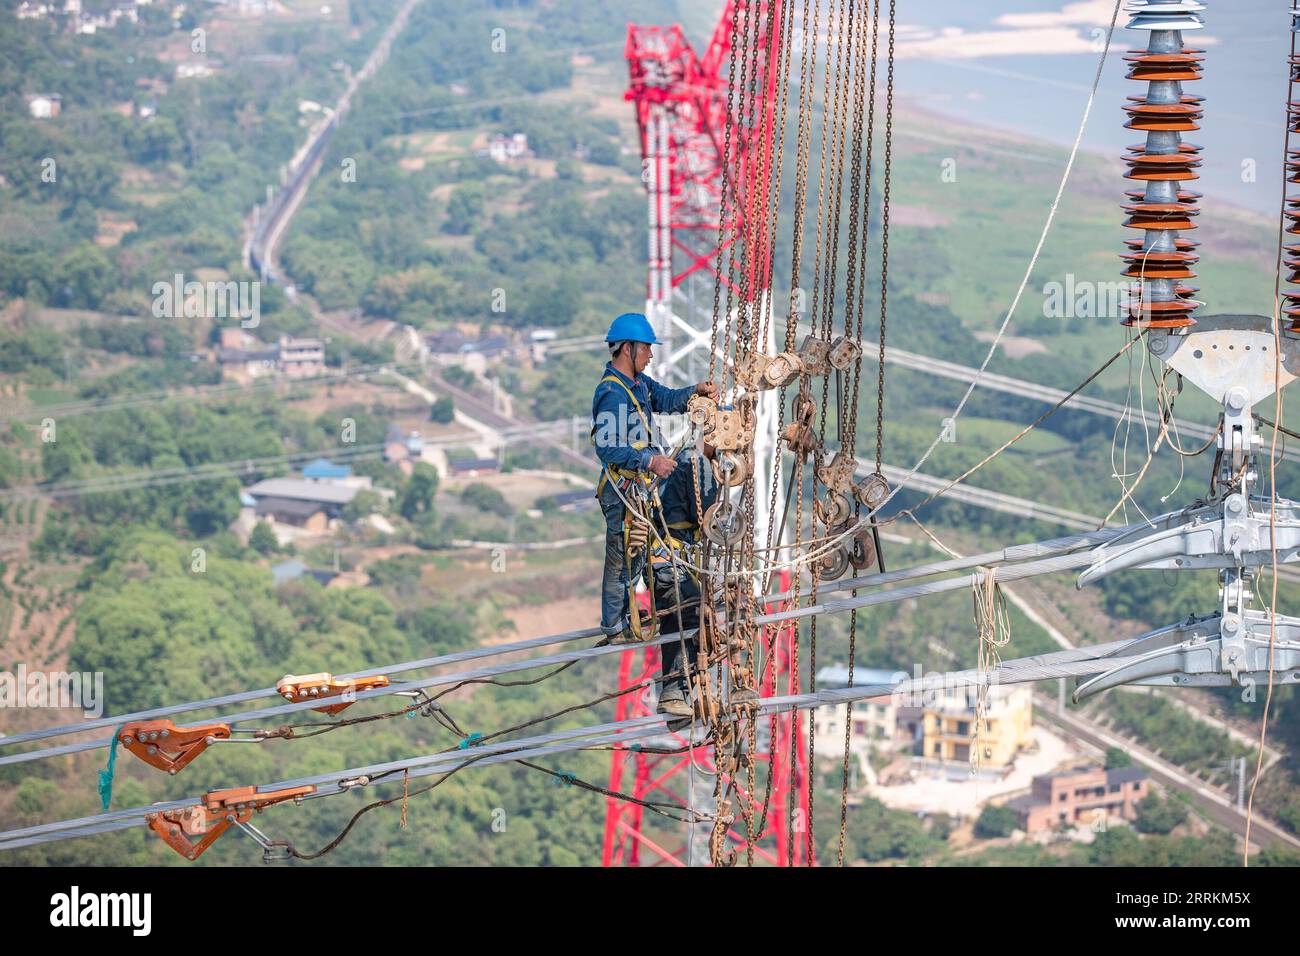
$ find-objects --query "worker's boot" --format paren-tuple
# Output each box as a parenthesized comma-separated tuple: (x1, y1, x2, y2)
(597, 624, 642, 647)
(657, 676, 693, 717)
(597, 607, 657, 647)
(595, 621, 647, 650)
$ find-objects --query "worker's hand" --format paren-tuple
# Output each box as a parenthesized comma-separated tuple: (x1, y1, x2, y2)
(695, 381, 719, 401)
(648, 454, 678, 479)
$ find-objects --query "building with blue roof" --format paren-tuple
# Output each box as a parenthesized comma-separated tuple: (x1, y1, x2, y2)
(302, 458, 353, 481)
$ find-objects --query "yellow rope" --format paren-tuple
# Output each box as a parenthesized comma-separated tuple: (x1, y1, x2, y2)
(971, 566, 1012, 776)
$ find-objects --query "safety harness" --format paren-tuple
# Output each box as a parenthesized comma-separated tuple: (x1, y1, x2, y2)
(592, 373, 655, 497)
(593, 372, 661, 641)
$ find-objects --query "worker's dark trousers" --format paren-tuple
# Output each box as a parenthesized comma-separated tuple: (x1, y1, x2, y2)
(598, 482, 645, 637)
(653, 562, 700, 680)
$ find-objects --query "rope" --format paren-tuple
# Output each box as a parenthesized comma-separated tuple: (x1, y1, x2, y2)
(971, 567, 1012, 776)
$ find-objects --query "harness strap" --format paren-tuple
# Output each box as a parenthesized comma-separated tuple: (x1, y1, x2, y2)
(593, 374, 655, 497)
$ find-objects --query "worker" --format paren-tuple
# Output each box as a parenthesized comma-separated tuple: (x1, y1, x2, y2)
(648, 444, 718, 716)
(592, 312, 717, 647)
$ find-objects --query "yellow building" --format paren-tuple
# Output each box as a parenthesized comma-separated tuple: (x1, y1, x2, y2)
(920, 685, 1033, 767)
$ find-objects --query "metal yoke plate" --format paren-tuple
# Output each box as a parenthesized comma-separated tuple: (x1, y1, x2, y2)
(1152, 313, 1300, 406)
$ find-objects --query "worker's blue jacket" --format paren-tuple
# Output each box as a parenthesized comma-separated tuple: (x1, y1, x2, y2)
(590, 362, 693, 483)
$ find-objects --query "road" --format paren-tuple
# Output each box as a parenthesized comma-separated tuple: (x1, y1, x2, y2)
(245, 0, 425, 279)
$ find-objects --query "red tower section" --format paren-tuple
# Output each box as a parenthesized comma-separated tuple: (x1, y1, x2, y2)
(603, 0, 808, 867)
(624, 1, 784, 308)
(601, 576, 812, 867)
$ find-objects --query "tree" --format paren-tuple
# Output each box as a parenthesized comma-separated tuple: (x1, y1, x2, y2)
(816, 794, 937, 863)
(249, 521, 278, 555)
(342, 489, 385, 522)
(927, 813, 954, 842)
(443, 365, 476, 389)
(1134, 792, 1187, 835)
(399, 603, 474, 655)
(531, 351, 603, 420)
(974, 803, 1018, 839)
(1104, 747, 1132, 770)
(430, 395, 455, 424)
(56, 243, 115, 309)
(460, 482, 511, 517)
(444, 183, 485, 235)
(399, 462, 439, 520)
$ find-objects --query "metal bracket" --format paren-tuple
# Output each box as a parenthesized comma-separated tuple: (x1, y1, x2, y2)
(687, 395, 756, 453)
(1074, 610, 1300, 701)
(118, 720, 233, 775)
(276, 672, 391, 716)
(816, 450, 856, 497)
(797, 335, 832, 376)
(796, 334, 860, 377)
(1152, 314, 1300, 409)
(781, 393, 820, 457)
(146, 784, 315, 861)
(1077, 494, 1300, 586)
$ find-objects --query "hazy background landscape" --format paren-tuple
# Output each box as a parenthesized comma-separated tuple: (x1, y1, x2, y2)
(2, 0, 1299, 866)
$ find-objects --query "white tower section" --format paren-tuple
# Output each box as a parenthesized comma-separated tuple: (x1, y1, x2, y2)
(643, 109, 784, 566)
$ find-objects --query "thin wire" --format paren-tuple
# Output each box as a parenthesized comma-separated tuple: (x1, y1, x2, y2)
(867, 0, 1125, 519)
(1245, 15, 1297, 860)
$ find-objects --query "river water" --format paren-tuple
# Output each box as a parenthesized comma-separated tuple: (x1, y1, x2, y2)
(888, 0, 1290, 214)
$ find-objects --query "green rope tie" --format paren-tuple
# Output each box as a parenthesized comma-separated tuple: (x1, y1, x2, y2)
(554, 771, 576, 787)
(97, 726, 123, 811)
(458, 732, 483, 750)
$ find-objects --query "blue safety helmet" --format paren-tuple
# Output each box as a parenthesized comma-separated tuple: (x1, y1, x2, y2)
(606, 312, 660, 345)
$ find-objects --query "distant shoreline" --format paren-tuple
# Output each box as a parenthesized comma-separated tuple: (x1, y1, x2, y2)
(897, 94, 1278, 228)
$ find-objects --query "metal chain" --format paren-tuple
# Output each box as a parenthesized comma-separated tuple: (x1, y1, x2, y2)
(786, 0, 820, 352)
(806, 0, 844, 336)
(709, 1, 744, 386)
(839, 0, 867, 458)
(800, 0, 855, 863)
(875, 0, 895, 471)
(734, 0, 762, 378)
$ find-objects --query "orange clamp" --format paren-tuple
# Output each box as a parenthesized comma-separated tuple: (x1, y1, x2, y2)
(119, 719, 232, 774)
(276, 672, 390, 715)
(146, 784, 316, 861)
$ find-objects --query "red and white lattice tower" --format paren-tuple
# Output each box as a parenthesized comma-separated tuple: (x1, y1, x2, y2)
(602, 0, 810, 868)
